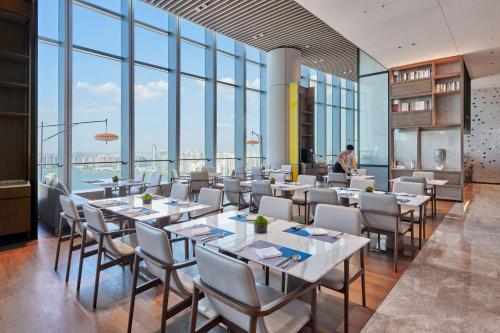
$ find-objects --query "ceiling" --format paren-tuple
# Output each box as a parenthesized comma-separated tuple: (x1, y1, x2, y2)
(295, 0, 500, 87)
(143, 0, 358, 80)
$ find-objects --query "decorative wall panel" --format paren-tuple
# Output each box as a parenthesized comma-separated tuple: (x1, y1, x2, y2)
(464, 87, 500, 183)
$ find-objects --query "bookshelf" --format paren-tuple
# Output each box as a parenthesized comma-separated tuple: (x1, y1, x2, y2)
(299, 86, 315, 164)
(389, 56, 471, 201)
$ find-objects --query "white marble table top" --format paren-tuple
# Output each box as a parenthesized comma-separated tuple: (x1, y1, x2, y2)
(89, 195, 210, 222)
(262, 169, 291, 175)
(82, 178, 146, 188)
(239, 180, 314, 192)
(323, 174, 375, 180)
(164, 211, 369, 283)
(389, 177, 448, 186)
(331, 187, 431, 208)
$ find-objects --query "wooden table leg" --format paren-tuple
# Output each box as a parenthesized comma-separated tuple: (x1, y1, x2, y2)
(344, 257, 350, 333)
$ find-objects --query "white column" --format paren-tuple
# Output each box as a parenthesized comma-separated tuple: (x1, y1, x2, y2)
(266, 48, 301, 169)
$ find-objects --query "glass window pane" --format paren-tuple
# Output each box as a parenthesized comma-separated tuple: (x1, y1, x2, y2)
(180, 19, 205, 43)
(216, 84, 235, 175)
(134, 65, 169, 177)
(72, 51, 122, 191)
(135, 25, 169, 67)
(217, 54, 235, 84)
(84, 0, 122, 13)
(310, 69, 317, 81)
(180, 76, 205, 175)
(246, 90, 261, 168)
(217, 33, 235, 54)
(134, 0, 169, 30)
(341, 108, 346, 149)
(246, 45, 260, 63)
(181, 42, 205, 76)
(326, 106, 333, 164)
(246, 62, 260, 90)
(38, 0, 58, 40)
(38, 43, 61, 181)
(341, 88, 346, 106)
(326, 85, 333, 105)
(73, 4, 122, 56)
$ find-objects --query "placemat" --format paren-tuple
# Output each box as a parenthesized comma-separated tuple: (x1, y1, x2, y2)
(283, 227, 340, 244)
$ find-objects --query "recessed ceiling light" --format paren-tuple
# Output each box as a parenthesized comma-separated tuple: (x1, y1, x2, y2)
(313, 60, 318, 64)
(411, 42, 416, 46)
(305, 45, 310, 49)
(381, 4, 387, 8)
(490, 51, 495, 54)
(320, 59, 324, 62)
(490, 62, 495, 65)
(363, 10, 367, 14)
(398, 46, 402, 49)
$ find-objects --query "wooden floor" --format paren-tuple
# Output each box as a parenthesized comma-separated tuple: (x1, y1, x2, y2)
(0, 198, 457, 333)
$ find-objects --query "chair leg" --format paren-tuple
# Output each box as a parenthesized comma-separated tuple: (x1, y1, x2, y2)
(65, 222, 77, 282)
(54, 216, 65, 271)
(92, 236, 104, 309)
(377, 234, 381, 250)
(410, 224, 415, 258)
(360, 248, 366, 307)
(184, 239, 189, 260)
(189, 287, 200, 333)
(160, 270, 172, 333)
(281, 273, 286, 292)
(344, 257, 350, 333)
(393, 231, 398, 272)
(311, 286, 318, 332)
(127, 255, 140, 333)
(76, 231, 87, 292)
(265, 267, 269, 286)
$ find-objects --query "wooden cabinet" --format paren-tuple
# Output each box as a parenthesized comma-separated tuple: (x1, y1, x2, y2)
(391, 110, 432, 127)
(391, 79, 432, 98)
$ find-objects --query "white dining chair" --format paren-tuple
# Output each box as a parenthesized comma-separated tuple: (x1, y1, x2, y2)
(327, 172, 348, 187)
(281, 164, 292, 181)
(258, 196, 292, 221)
(393, 181, 426, 248)
(129, 171, 145, 194)
(307, 188, 339, 222)
(78, 205, 137, 308)
(233, 166, 247, 181)
(314, 204, 366, 328)
(128, 222, 203, 333)
(145, 173, 162, 195)
(269, 172, 286, 183)
(358, 192, 414, 272)
(251, 167, 263, 180)
(167, 183, 190, 225)
(189, 170, 210, 199)
(250, 181, 273, 211)
(350, 178, 375, 191)
(188, 188, 223, 220)
(413, 171, 434, 180)
(223, 178, 250, 210)
(291, 175, 316, 216)
(171, 168, 180, 183)
(189, 245, 317, 333)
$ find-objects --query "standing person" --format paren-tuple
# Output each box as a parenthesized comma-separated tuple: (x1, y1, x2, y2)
(333, 144, 358, 174)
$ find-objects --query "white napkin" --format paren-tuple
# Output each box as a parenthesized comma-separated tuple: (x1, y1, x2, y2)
(306, 227, 329, 236)
(255, 247, 282, 259)
(191, 226, 212, 236)
(177, 200, 191, 206)
(125, 208, 143, 216)
(246, 214, 257, 221)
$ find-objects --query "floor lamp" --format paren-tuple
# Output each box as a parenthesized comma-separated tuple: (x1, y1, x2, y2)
(246, 130, 263, 166)
(39, 119, 119, 182)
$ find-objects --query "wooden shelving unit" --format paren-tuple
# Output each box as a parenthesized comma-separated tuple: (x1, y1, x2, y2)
(299, 86, 315, 164)
(389, 56, 471, 201)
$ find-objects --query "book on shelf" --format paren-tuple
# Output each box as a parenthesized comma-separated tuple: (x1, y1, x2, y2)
(393, 68, 431, 83)
(435, 81, 460, 93)
(392, 99, 431, 112)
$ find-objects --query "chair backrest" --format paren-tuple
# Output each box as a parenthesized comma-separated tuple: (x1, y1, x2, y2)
(59, 195, 85, 235)
(328, 172, 347, 185)
(350, 178, 375, 190)
(171, 169, 179, 179)
(198, 188, 222, 211)
(233, 166, 246, 181)
(359, 192, 399, 232)
(54, 182, 70, 196)
(356, 169, 367, 176)
(145, 173, 162, 195)
(170, 182, 189, 200)
(297, 174, 316, 186)
(400, 176, 426, 184)
(190, 171, 210, 192)
(413, 171, 434, 180)
(82, 204, 119, 254)
(223, 178, 242, 205)
(314, 204, 362, 236)
(195, 245, 263, 332)
(135, 171, 145, 182)
(258, 196, 292, 221)
(393, 181, 425, 195)
(135, 221, 174, 276)
(251, 167, 263, 180)
(281, 165, 292, 172)
(251, 181, 272, 208)
(309, 188, 339, 206)
(269, 172, 286, 182)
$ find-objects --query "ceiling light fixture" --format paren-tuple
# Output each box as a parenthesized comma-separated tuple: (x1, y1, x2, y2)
(195, 1, 211, 12)
(305, 45, 310, 49)
(490, 62, 495, 65)
(490, 51, 495, 54)
(411, 42, 416, 46)
(363, 10, 367, 14)
(398, 46, 402, 49)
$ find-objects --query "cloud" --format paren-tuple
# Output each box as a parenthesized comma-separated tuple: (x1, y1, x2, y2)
(219, 77, 235, 85)
(77, 81, 120, 95)
(135, 80, 168, 101)
(246, 77, 260, 90)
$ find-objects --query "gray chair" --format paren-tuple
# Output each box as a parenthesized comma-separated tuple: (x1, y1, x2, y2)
(233, 166, 247, 181)
(269, 172, 286, 183)
(327, 172, 348, 188)
(171, 168, 180, 183)
(77, 205, 137, 308)
(188, 188, 223, 220)
(307, 188, 339, 222)
(350, 178, 375, 191)
(189, 170, 210, 199)
(314, 204, 366, 330)
(393, 181, 426, 248)
(223, 178, 250, 210)
(359, 192, 415, 272)
(129, 171, 145, 194)
(189, 245, 317, 333)
(291, 174, 316, 217)
(167, 183, 190, 224)
(401, 176, 433, 215)
(144, 173, 162, 195)
(128, 222, 201, 333)
(251, 167, 263, 180)
(258, 196, 293, 221)
(250, 181, 273, 211)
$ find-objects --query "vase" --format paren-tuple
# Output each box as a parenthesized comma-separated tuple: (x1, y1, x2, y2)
(434, 148, 446, 170)
(142, 198, 152, 205)
(254, 225, 267, 234)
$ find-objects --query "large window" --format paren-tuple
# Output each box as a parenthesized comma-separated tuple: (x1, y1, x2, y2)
(37, 0, 267, 191)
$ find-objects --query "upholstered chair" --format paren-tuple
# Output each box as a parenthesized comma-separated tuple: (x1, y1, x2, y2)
(223, 178, 250, 210)
(327, 172, 348, 188)
(258, 196, 292, 221)
(188, 188, 223, 220)
(166, 183, 190, 225)
(144, 173, 162, 195)
(268, 172, 286, 183)
(251, 167, 263, 180)
(189, 170, 210, 199)
(291, 175, 316, 216)
(129, 171, 145, 194)
(350, 178, 375, 191)
(250, 181, 273, 211)
(393, 181, 426, 248)
(307, 188, 339, 222)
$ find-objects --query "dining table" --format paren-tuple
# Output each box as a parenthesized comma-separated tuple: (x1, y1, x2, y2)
(88, 194, 210, 227)
(82, 178, 147, 198)
(332, 186, 431, 248)
(164, 210, 369, 328)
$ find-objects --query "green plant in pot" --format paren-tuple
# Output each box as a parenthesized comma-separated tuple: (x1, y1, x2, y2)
(365, 186, 374, 193)
(254, 215, 268, 234)
(142, 193, 153, 204)
(269, 176, 276, 185)
(112, 175, 119, 183)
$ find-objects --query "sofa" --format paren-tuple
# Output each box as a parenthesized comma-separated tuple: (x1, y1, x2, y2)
(38, 182, 88, 234)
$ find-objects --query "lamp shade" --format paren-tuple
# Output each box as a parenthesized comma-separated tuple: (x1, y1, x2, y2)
(94, 132, 119, 142)
(246, 139, 260, 145)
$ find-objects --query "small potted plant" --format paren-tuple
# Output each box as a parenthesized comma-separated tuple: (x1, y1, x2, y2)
(365, 186, 374, 193)
(112, 175, 119, 183)
(269, 176, 276, 185)
(142, 193, 153, 204)
(253, 215, 268, 234)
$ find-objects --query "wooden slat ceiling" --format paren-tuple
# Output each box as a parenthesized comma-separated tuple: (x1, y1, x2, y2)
(144, 0, 358, 80)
